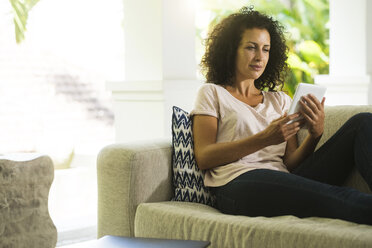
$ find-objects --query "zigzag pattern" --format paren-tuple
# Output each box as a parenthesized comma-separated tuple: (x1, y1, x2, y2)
(172, 130, 194, 148)
(174, 171, 204, 191)
(174, 188, 210, 205)
(173, 149, 197, 170)
(171, 106, 216, 207)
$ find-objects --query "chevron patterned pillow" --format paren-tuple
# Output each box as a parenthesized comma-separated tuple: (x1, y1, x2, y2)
(171, 106, 215, 207)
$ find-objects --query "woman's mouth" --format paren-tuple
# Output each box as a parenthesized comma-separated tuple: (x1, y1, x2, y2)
(250, 65, 262, 71)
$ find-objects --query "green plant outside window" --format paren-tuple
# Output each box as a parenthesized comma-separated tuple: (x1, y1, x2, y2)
(9, 0, 40, 43)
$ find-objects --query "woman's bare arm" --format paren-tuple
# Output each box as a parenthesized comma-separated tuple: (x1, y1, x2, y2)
(193, 113, 301, 170)
(283, 134, 321, 171)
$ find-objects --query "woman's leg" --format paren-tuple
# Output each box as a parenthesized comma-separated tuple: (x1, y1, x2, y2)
(293, 113, 372, 189)
(212, 169, 372, 225)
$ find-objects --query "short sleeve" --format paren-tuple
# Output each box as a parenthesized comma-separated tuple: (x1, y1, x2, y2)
(190, 84, 219, 119)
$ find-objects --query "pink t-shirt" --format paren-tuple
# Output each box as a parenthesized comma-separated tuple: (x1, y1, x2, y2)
(190, 83, 293, 187)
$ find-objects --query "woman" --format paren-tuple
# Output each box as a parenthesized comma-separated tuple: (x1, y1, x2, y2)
(191, 7, 372, 224)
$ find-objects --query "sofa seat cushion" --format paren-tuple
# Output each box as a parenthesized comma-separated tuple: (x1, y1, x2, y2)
(135, 201, 372, 248)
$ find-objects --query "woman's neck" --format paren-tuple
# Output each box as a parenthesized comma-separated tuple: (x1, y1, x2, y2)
(227, 80, 261, 98)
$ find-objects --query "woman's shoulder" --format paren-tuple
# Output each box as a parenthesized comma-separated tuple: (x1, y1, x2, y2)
(192, 83, 222, 118)
(196, 83, 225, 97)
(198, 82, 223, 92)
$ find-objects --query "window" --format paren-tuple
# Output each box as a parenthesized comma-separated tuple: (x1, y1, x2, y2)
(0, 0, 124, 246)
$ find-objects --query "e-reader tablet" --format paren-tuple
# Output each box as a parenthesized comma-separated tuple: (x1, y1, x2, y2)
(288, 83, 327, 116)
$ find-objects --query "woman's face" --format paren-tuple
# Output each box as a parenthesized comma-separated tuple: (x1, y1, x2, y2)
(235, 28, 271, 82)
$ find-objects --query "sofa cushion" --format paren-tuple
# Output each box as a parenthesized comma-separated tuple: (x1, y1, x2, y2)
(135, 201, 372, 248)
(171, 106, 215, 206)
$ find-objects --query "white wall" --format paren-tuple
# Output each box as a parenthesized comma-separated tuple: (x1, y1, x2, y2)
(315, 0, 370, 106)
(108, 0, 199, 143)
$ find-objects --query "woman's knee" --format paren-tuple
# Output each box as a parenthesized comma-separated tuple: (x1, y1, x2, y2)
(349, 112, 372, 126)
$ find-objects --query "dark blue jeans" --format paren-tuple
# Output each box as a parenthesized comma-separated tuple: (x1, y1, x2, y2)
(211, 113, 372, 225)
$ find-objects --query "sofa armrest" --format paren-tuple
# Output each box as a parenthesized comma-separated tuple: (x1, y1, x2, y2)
(97, 139, 173, 238)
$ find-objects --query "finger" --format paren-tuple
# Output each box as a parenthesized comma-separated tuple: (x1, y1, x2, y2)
(284, 127, 300, 140)
(298, 118, 306, 128)
(280, 113, 300, 124)
(302, 95, 319, 114)
(272, 112, 297, 124)
(286, 120, 301, 130)
(307, 94, 321, 104)
(289, 126, 301, 136)
(273, 113, 288, 122)
(321, 97, 326, 107)
(287, 112, 300, 119)
(307, 94, 323, 111)
(299, 98, 316, 119)
(300, 110, 315, 125)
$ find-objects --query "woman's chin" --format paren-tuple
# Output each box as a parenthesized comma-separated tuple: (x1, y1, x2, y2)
(249, 72, 263, 80)
(236, 71, 264, 81)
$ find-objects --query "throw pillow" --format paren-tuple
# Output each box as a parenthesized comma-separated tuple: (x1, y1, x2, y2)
(171, 106, 215, 207)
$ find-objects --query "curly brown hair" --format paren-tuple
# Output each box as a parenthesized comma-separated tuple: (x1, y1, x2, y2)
(200, 7, 288, 91)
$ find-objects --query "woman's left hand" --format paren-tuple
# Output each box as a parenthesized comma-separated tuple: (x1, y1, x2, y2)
(299, 94, 325, 139)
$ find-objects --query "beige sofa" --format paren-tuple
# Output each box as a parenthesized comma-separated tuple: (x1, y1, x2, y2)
(97, 106, 372, 248)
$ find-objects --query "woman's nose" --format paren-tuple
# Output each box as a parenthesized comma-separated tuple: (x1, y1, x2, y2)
(255, 51, 263, 61)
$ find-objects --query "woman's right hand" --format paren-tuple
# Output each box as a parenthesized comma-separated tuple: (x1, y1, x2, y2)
(260, 113, 302, 146)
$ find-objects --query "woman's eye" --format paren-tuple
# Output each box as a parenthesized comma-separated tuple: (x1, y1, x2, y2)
(264, 49, 270, 52)
(246, 46, 255, 50)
